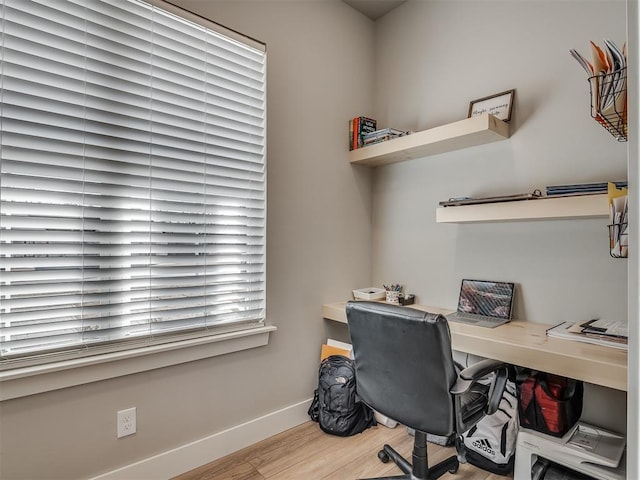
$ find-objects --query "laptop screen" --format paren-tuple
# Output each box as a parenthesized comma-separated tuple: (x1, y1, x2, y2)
(457, 279, 515, 320)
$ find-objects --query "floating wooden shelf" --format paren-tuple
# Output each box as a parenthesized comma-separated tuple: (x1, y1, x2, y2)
(436, 194, 609, 223)
(349, 114, 509, 167)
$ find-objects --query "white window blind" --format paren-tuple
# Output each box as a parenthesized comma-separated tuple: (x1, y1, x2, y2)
(0, 0, 266, 364)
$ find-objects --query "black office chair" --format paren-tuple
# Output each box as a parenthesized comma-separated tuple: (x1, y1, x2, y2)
(346, 301, 508, 480)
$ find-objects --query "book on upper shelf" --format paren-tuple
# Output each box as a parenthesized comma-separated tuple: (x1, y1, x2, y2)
(349, 116, 377, 150)
(362, 127, 410, 146)
(545, 181, 627, 197)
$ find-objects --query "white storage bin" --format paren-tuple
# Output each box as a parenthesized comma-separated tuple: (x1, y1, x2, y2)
(352, 287, 385, 301)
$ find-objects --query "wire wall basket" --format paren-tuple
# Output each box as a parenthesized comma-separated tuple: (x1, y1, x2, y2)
(608, 223, 628, 258)
(588, 67, 627, 142)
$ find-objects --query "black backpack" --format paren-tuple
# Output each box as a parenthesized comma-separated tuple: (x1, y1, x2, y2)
(308, 355, 376, 436)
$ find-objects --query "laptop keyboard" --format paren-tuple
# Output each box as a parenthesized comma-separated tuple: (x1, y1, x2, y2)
(454, 313, 487, 323)
(446, 312, 508, 328)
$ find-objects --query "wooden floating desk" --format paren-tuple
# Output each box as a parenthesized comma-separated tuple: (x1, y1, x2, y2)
(323, 301, 628, 392)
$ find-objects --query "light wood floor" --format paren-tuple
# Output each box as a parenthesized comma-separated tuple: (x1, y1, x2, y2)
(172, 421, 509, 480)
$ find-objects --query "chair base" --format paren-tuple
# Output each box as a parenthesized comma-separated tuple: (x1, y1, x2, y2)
(358, 431, 459, 480)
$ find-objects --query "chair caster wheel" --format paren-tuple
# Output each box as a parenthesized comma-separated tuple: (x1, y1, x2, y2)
(377, 450, 390, 463)
(448, 464, 459, 474)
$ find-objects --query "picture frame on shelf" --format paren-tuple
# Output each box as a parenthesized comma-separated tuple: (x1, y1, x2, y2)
(468, 89, 515, 122)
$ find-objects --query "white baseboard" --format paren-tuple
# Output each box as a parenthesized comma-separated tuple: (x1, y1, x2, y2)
(90, 398, 312, 480)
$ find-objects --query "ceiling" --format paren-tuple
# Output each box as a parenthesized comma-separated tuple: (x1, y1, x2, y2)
(342, 0, 407, 20)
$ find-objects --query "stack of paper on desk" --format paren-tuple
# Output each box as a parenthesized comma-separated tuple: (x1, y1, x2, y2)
(546, 320, 628, 350)
(579, 318, 628, 337)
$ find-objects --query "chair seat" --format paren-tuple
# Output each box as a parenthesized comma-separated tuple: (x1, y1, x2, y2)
(458, 383, 490, 425)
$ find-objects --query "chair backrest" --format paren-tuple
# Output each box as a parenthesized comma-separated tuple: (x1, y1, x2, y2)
(346, 301, 458, 437)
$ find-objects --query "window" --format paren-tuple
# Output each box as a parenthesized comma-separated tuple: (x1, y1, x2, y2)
(0, 0, 266, 367)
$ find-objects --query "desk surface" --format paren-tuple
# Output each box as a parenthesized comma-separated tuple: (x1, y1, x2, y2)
(323, 301, 628, 392)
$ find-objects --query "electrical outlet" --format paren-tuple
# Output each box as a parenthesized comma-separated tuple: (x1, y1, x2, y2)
(117, 407, 137, 438)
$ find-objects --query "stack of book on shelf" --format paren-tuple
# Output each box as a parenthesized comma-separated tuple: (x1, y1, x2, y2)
(545, 181, 627, 197)
(348, 116, 411, 150)
(546, 319, 627, 350)
(349, 116, 377, 151)
(362, 127, 409, 146)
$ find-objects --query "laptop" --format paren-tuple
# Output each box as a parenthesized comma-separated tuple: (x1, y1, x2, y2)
(446, 279, 515, 328)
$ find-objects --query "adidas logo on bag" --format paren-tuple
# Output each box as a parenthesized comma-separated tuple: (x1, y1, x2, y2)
(471, 438, 496, 457)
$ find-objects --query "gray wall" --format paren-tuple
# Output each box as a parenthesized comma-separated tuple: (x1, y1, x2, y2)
(371, 0, 628, 431)
(0, 3, 375, 478)
(0, 1, 631, 478)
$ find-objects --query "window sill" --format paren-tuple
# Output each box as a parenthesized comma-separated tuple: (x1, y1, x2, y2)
(0, 325, 276, 401)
